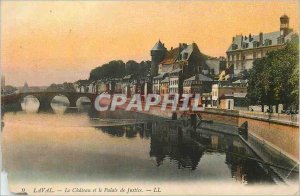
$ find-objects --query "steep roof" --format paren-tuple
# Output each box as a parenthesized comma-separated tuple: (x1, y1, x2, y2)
(180, 44, 194, 60)
(151, 40, 166, 51)
(160, 47, 180, 64)
(227, 30, 297, 52)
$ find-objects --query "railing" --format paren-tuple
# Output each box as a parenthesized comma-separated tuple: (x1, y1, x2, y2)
(239, 110, 299, 125)
(203, 108, 299, 126)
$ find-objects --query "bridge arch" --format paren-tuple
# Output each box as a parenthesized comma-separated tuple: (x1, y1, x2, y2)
(76, 96, 92, 107)
(49, 94, 70, 107)
(19, 94, 41, 112)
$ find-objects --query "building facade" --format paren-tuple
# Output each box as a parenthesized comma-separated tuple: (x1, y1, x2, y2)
(211, 81, 247, 108)
(183, 74, 214, 94)
(226, 15, 296, 76)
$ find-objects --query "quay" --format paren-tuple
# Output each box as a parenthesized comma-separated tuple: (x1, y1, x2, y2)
(133, 103, 299, 182)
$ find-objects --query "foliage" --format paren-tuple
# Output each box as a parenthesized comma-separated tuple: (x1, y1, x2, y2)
(46, 82, 76, 92)
(3, 85, 18, 94)
(89, 60, 125, 80)
(89, 60, 150, 80)
(247, 37, 299, 110)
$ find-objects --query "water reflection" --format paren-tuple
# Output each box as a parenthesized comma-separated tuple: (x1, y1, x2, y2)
(50, 95, 70, 114)
(1, 99, 293, 187)
(18, 95, 92, 114)
(21, 96, 40, 113)
(95, 120, 276, 184)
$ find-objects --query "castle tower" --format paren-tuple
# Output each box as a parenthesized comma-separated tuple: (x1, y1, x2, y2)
(150, 40, 166, 76)
(280, 14, 290, 37)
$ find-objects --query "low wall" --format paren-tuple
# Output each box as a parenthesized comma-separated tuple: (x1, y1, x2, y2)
(238, 116, 298, 162)
(137, 106, 299, 161)
(197, 108, 299, 161)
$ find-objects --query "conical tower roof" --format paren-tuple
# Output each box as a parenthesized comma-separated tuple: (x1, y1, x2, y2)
(151, 40, 166, 50)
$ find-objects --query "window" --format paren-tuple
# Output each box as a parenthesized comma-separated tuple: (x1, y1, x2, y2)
(232, 44, 238, 50)
(242, 42, 249, 49)
(253, 41, 259, 48)
(264, 39, 272, 46)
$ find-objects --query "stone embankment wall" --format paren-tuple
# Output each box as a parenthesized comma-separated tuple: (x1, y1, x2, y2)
(136, 105, 299, 162)
(200, 108, 299, 161)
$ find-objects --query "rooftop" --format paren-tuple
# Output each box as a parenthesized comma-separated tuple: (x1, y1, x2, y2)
(151, 40, 166, 51)
(184, 74, 213, 82)
(161, 77, 170, 83)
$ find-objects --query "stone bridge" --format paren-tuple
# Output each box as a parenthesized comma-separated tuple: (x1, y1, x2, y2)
(1, 91, 99, 108)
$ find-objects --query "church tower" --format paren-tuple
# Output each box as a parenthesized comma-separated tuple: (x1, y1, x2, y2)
(150, 40, 166, 76)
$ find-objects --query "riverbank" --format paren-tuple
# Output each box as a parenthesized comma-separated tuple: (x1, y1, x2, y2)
(133, 104, 299, 176)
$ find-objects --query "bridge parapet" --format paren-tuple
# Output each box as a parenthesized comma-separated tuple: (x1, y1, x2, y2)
(1, 91, 98, 109)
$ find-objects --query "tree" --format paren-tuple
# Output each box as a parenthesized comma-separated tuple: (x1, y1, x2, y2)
(46, 82, 76, 92)
(247, 36, 299, 112)
(89, 60, 151, 81)
(89, 60, 125, 80)
(125, 60, 140, 76)
(4, 85, 18, 94)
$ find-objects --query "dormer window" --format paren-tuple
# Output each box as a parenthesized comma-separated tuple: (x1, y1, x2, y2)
(277, 37, 284, 44)
(253, 41, 259, 48)
(242, 42, 249, 49)
(232, 44, 238, 50)
(264, 39, 272, 46)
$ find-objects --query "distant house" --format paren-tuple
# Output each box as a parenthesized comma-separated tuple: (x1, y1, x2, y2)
(226, 15, 297, 76)
(183, 74, 213, 94)
(168, 68, 182, 94)
(160, 77, 169, 95)
(151, 42, 208, 78)
(150, 40, 219, 96)
(87, 81, 97, 93)
(74, 80, 90, 93)
(211, 81, 247, 108)
(152, 73, 167, 94)
(219, 94, 234, 110)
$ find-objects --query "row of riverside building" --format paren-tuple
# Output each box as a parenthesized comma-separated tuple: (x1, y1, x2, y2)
(74, 15, 297, 111)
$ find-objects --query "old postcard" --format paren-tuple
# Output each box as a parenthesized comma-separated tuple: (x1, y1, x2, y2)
(1, 0, 299, 195)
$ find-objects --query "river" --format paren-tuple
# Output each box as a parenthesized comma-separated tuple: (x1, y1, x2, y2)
(1, 96, 298, 195)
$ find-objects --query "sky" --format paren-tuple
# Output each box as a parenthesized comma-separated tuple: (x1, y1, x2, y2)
(1, 0, 298, 87)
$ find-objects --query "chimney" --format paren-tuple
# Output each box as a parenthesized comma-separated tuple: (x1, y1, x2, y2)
(249, 33, 252, 41)
(195, 74, 199, 81)
(171, 47, 173, 50)
(241, 35, 243, 46)
(259, 32, 263, 45)
(232, 37, 235, 42)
